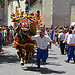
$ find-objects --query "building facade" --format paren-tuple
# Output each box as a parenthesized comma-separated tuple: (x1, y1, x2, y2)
(0, 0, 8, 26)
(0, 6, 3, 25)
(7, 0, 75, 27)
(29, 0, 53, 27)
(53, 0, 75, 26)
(30, 0, 75, 27)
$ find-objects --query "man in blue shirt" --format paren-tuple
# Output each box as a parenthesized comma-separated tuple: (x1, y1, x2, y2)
(50, 28, 54, 40)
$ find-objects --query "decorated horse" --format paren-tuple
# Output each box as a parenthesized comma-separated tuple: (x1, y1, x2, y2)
(11, 1, 42, 65)
(12, 23, 36, 65)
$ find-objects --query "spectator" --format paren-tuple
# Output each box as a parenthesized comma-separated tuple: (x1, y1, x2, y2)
(65, 30, 75, 63)
(58, 30, 65, 55)
(50, 28, 54, 40)
(0, 27, 2, 52)
(54, 30, 58, 46)
(7, 28, 10, 45)
(4, 28, 7, 46)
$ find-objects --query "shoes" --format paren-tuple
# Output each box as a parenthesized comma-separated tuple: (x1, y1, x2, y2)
(36, 67, 40, 70)
(61, 53, 65, 55)
(65, 60, 69, 63)
(71, 61, 75, 64)
(36, 65, 40, 70)
(43, 62, 46, 65)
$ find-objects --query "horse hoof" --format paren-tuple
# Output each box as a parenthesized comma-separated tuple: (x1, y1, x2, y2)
(20, 58, 24, 65)
(20, 62, 24, 65)
(24, 60, 27, 64)
(20, 61, 24, 65)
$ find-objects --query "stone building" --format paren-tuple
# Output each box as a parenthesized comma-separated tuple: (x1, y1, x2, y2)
(0, 0, 8, 26)
(0, 6, 3, 25)
(27, 0, 53, 27)
(53, 0, 75, 26)
(7, 0, 75, 27)
(7, 0, 52, 27)
(29, 0, 75, 27)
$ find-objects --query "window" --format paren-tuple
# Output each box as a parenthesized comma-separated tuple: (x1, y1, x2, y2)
(26, 0, 37, 6)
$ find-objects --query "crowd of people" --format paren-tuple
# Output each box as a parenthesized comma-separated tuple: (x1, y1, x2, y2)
(32, 24, 75, 70)
(0, 26, 15, 52)
(45, 25, 75, 63)
(0, 24, 75, 70)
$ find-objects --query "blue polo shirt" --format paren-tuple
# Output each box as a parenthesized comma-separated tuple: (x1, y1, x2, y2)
(50, 30, 54, 36)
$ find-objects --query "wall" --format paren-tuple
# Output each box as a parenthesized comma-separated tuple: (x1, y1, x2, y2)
(30, 0, 52, 27)
(53, 0, 75, 26)
(0, 6, 3, 25)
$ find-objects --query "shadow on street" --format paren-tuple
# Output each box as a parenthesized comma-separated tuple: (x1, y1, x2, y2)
(0, 51, 19, 64)
(23, 67, 66, 74)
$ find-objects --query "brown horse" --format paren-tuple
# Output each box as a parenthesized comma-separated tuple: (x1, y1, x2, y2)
(14, 26, 35, 65)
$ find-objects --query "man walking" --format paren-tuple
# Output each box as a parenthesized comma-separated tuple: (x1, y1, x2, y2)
(58, 30, 65, 55)
(28, 28, 52, 70)
(65, 30, 75, 63)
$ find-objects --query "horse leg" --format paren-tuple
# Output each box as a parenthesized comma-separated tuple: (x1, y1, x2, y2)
(25, 50, 29, 64)
(17, 49, 21, 60)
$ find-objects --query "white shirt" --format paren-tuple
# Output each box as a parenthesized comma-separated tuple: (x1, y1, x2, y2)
(10, 30, 14, 36)
(37, 29, 39, 35)
(67, 34, 75, 44)
(12, 30, 15, 37)
(36, 30, 52, 44)
(10, 30, 12, 36)
(64, 32, 69, 42)
(31, 35, 52, 49)
(4, 30, 7, 37)
(58, 32, 65, 41)
(72, 30, 74, 34)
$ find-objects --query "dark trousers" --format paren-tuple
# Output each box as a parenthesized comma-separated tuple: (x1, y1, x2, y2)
(60, 41, 65, 54)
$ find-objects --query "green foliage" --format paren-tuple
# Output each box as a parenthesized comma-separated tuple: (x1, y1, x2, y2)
(7, 0, 9, 5)
(0, 0, 4, 8)
(17, 0, 20, 7)
(0, 0, 20, 8)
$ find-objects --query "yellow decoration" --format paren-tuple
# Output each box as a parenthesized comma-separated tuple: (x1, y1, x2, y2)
(38, 20, 40, 23)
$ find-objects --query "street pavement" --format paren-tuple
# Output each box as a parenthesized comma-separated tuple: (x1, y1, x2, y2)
(0, 44, 75, 75)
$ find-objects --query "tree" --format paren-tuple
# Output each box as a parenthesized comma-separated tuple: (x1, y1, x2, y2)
(0, 0, 20, 8)
(0, 0, 4, 8)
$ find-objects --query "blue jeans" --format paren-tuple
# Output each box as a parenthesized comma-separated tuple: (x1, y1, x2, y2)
(46, 46, 48, 59)
(67, 46, 75, 62)
(37, 48, 47, 68)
